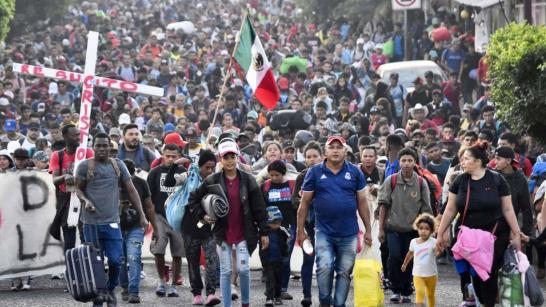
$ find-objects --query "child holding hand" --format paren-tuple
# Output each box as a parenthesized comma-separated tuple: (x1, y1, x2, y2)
(401, 213, 440, 307)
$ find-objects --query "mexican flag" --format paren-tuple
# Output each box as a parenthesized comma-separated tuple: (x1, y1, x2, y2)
(233, 16, 280, 110)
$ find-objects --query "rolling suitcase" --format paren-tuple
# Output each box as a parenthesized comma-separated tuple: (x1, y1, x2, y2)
(64, 244, 108, 302)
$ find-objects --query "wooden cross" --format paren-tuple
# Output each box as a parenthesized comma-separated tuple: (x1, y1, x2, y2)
(13, 31, 164, 227)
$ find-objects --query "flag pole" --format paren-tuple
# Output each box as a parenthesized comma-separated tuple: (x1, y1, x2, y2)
(207, 10, 249, 143)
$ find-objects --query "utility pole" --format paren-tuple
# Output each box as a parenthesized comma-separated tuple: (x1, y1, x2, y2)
(524, 0, 533, 24)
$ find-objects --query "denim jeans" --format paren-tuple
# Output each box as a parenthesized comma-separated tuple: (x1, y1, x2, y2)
(217, 241, 250, 307)
(315, 230, 357, 307)
(281, 224, 296, 293)
(119, 227, 144, 295)
(83, 223, 123, 291)
(387, 230, 417, 296)
(301, 222, 315, 298)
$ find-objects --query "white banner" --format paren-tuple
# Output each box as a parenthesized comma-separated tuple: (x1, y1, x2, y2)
(392, 0, 422, 10)
(12, 63, 164, 97)
(0, 171, 64, 280)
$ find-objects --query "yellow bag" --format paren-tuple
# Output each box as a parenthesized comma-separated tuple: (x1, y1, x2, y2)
(354, 259, 384, 307)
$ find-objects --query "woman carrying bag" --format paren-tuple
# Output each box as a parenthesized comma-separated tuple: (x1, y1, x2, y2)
(436, 142, 521, 307)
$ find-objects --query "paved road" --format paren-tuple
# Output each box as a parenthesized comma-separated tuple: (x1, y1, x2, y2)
(4, 261, 544, 307)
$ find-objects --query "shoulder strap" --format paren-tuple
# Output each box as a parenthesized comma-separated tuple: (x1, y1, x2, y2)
(461, 179, 471, 225)
(58, 150, 64, 175)
(288, 180, 296, 194)
(109, 158, 121, 179)
(263, 179, 271, 194)
(418, 176, 423, 191)
(390, 173, 397, 191)
(19, 138, 24, 145)
(86, 158, 96, 182)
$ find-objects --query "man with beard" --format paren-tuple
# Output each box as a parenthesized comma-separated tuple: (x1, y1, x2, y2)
(118, 124, 156, 171)
(49, 124, 94, 252)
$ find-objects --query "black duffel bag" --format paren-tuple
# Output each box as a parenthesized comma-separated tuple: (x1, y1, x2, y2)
(269, 110, 312, 131)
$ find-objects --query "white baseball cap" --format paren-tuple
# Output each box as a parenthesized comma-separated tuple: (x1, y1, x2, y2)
(48, 82, 58, 95)
(118, 113, 131, 125)
(218, 140, 239, 157)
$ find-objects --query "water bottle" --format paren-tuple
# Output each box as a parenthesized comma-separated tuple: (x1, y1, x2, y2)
(302, 239, 314, 256)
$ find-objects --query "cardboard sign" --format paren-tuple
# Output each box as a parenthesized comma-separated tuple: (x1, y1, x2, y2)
(0, 171, 64, 280)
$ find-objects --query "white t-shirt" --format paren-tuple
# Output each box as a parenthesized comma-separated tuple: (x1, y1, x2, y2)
(409, 237, 438, 277)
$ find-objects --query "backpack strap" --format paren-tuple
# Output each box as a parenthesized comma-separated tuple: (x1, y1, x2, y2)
(109, 158, 121, 179)
(86, 158, 96, 182)
(390, 173, 397, 191)
(263, 179, 272, 194)
(288, 180, 296, 194)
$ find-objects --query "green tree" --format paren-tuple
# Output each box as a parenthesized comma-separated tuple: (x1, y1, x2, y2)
(488, 23, 546, 143)
(0, 0, 15, 41)
(8, 0, 72, 39)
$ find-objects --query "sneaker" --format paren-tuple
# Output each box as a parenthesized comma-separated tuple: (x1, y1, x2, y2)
(107, 290, 117, 307)
(155, 284, 166, 297)
(265, 299, 274, 307)
(275, 297, 283, 305)
(291, 273, 301, 280)
(10, 280, 19, 291)
(401, 295, 411, 303)
(51, 273, 63, 280)
(128, 294, 141, 304)
(167, 286, 179, 297)
(21, 278, 31, 291)
(301, 297, 312, 306)
(280, 292, 293, 300)
(193, 294, 204, 305)
(459, 301, 476, 307)
(390, 293, 401, 303)
(121, 288, 129, 301)
(92, 299, 104, 307)
(205, 294, 221, 306)
(231, 284, 239, 300)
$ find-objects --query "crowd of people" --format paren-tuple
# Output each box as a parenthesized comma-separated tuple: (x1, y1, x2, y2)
(1, 0, 546, 306)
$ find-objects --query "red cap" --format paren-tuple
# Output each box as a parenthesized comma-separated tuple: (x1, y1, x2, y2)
(326, 135, 346, 146)
(164, 132, 187, 149)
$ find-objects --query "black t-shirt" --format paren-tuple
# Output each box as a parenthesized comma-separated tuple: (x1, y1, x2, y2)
(360, 165, 381, 186)
(262, 181, 296, 227)
(147, 164, 186, 217)
(120, 176, 151, 229)
(449, 170, 510, 231)
(121, 176, 151, 204)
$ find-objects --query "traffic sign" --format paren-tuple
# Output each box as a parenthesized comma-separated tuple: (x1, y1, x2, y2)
(392, 0, 422, 10)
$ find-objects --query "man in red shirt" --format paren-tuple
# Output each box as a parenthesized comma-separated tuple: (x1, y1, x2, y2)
(49, 124, 94, 251)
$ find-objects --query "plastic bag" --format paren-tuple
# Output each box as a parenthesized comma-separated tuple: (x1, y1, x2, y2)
(525, 266, 544, 306)
(354, 259, 384, 307)
(165, 164, 201, 232)
(383, 39, 394, 58)
(499, 245, 525, 307)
